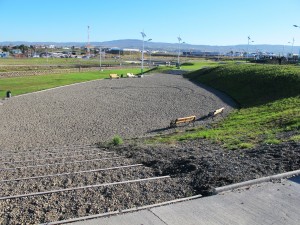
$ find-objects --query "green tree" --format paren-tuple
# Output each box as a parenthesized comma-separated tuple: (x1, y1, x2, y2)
(19, 44, 29, 54)
(1, 46, 9, 52)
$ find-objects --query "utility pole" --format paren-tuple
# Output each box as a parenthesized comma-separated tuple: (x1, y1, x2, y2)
(99, 47, 102, 70)
(141, 31, 146, 74)
(247, 36, 251, 61)
(177, 36, 182, 68)
(87, 25, 90, 57)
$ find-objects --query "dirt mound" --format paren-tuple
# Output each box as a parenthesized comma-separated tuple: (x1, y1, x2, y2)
(106, 139, 300, 196)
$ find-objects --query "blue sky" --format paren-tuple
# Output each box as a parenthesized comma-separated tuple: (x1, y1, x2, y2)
(0, 0, 300, 45)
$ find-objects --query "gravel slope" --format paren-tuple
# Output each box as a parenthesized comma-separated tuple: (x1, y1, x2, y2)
(0, 145, 193, 224)
(0, 74, 236, 150)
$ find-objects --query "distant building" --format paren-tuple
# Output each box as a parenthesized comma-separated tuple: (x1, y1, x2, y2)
(107, 47, 124, 55)
(11, 49, 22, 55)
(183, 51, 219, 57)
(0, 51, 9, 58)
(123, 48, 140, 52)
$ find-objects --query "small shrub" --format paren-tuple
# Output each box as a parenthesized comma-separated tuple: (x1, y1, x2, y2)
(179, 137, 188, 141)
(111, 135, 123, 146)
(264, 139, 281, 145)
(238, 142, 254, 149)
(289, 134, 300, 142)
(181, 62, 194, 66)
(289, 135, 300, 142)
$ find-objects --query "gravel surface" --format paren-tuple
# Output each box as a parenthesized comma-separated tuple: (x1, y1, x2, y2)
(1, 179, 190, 224)
(0, 146, 104, 162)
(0, 166, 156, 196)
(0, 145, 193, 224)
(0, 157, 134, 180)
(0, 73, 236, 150)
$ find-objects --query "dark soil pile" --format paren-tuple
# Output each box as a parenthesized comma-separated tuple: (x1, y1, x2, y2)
(104, 139, 300, 196)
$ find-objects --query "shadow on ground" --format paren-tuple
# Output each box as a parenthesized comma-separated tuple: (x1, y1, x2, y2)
(289, 175, 300, 184)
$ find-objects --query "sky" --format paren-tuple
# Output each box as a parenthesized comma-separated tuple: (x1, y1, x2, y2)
(0, 0, 300, 46)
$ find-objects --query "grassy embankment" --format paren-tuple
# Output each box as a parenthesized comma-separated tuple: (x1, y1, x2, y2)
(151, 64, 300, 149)
(0, 68, 142, 97)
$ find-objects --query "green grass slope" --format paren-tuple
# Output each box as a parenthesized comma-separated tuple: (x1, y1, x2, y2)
(153, 64, 300, 149)
(187, 64, 300, 107)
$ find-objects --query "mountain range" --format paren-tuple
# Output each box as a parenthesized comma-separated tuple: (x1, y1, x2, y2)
(1, 39, 299, 54)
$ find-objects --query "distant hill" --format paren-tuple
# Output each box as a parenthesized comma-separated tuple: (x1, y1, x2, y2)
(1, 39, 299, 54)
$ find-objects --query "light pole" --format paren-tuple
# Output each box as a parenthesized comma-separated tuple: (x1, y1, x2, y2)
(251, 41, 255, 59)
(147, 38, 152, 67)
(177, 36, 182, 68)
(247, 36, 254, 61)
(99, 47, 102, 70)
(288, 38, 295, 58)
(292, 38, 295, 55)
(293, 25, 300, 62)
(46, 47, 48, 63)
(119, 49, 121, 66)
(141, 31, 146, 74)
(247, 36, 251, 60)
(182, 41, 186, 60)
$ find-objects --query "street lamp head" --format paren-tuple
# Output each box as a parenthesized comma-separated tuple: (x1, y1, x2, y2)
(293, 25, 299, 28)
(148, 39, 152, 42)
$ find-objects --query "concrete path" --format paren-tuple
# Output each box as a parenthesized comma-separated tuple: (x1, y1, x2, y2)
(69, 175, 300, 225)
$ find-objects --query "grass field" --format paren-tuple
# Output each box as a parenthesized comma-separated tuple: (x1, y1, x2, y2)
(0, 68, 142, 97)
(180, 60, 219, 70)
(151, 60, 219, 73)
(150, 64, 300, 149)
(154, 60, 242, 72)
(0, 58, 103, 66)
(0, 58, 131, 72)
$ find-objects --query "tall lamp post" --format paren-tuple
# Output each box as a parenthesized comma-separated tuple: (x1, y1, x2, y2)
(177, 36, 182, 68)
(141, 31, 146, 74)
(99, 47, 102, 70)
(46, 47, 49, 63)
(182, 41, 186, 60)
(293, 25, 300, 62)
(147, 38, 152, 67)
(247, 36, 254, 61)
(251, 41, 255, 59)
(247, 36, 251, 60)
(288, 38, 295, 58)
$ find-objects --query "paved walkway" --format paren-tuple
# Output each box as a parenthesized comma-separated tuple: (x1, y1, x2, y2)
(69, 175, 300, 225)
